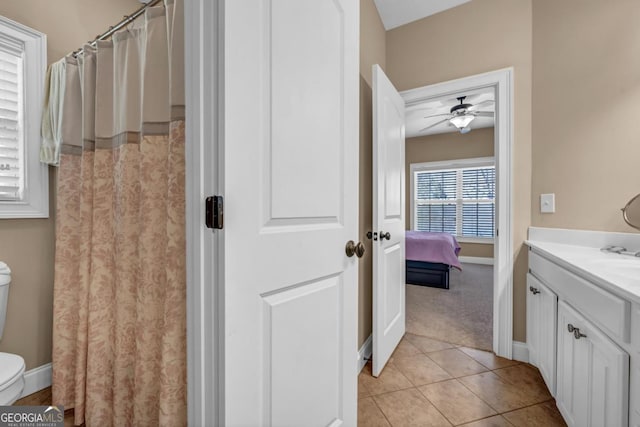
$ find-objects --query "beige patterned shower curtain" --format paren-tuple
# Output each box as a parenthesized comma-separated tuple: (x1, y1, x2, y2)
(51, 1, 185, 425)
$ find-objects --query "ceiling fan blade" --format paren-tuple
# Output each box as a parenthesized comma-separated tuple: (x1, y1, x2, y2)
(473, 111, 494, 117)
(423, 113, 451, 119)
(418, 118, 450, 132)
(468, 100, 495, 111)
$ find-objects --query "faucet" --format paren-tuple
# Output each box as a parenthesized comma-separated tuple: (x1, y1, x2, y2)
(601, 245, 640, 257)
(601, 245, 627, 254)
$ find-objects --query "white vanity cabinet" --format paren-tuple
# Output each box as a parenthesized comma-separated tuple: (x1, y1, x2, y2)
(527, 241, 636, 427)
(526, 273, 557, 395)
(556, 300, 629, 427)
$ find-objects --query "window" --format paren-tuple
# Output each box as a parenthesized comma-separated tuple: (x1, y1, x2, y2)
(0, 16, 47, 218)
(412, 157, 495, 241)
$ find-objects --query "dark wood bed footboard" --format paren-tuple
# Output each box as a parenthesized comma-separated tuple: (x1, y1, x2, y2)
(406, 260, 450, 289)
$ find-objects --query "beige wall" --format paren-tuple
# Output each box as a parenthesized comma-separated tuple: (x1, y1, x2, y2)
(386, 0, 533, 342)
(405, 127, 495, 258)
(0, 0, 141, 370)
(531, 0, 640, 233)
(358, 0, 386, 348)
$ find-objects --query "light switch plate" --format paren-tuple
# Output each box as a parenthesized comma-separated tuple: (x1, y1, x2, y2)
(540, 193, 555, 213)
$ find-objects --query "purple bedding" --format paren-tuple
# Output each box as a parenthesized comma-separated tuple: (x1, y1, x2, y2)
(405, 231, 462, 270)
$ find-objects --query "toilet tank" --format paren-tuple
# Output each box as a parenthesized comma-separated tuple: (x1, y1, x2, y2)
(0, 262, 11, 341)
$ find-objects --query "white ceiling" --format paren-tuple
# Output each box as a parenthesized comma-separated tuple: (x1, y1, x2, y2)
(405, 87, 495, 138)
(373, 0, 472, 30)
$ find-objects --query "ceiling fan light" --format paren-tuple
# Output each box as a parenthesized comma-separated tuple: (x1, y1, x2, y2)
(449, 114, 475, 129)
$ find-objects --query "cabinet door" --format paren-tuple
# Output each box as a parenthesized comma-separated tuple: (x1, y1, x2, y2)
(527, 273, 557, 395)
(557, 301, 629, 427)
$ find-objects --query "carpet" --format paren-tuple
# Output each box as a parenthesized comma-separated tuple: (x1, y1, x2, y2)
(406, 263, 493, 350)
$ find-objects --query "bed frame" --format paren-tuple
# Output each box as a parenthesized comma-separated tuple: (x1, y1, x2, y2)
(406, 260, 451, 289)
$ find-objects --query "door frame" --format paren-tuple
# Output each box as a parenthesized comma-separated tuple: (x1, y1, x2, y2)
(185, 0, 222, 424)
(400, 68, 514, 358)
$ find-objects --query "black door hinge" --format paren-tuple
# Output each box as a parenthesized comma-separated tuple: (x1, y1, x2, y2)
(205, 196, 223, 229)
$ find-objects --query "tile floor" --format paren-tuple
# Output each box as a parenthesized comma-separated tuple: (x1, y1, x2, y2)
(15, 335, 566, 427)
(359, 334, 567, 427)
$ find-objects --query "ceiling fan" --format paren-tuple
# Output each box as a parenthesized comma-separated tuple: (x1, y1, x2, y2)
(420, 96, 494, 134)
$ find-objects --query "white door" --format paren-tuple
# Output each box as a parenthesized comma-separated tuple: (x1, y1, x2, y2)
(372, 64, 406, 377)
(556, 301, 629, 427)
(222, 1, 359, 426)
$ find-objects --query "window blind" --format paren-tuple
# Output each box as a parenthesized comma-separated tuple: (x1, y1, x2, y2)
(414, 164, 495, 239)
(461, 167, 495, 237)
(0, 49, 23, 201)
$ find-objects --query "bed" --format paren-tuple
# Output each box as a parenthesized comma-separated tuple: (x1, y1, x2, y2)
(405, 231, 462, 289)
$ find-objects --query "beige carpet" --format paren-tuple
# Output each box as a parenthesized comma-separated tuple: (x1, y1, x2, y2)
(406, 263, 493, 350)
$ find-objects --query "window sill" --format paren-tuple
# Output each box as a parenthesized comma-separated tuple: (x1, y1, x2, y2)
(456, 237, 495, 245)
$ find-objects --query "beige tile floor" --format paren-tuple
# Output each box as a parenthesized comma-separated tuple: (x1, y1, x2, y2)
(16, 336, 566, 427)
(359, 334, 567, 427)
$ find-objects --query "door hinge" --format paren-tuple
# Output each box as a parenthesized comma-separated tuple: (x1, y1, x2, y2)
(496, 228, 499, 237)
(205, 196, 223, 229)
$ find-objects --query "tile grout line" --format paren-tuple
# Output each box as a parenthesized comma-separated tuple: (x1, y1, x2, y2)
(369, 394, 395, 427)
(414, 383, 458, 427)
(454, 372, 503, 415)
(499, 397, 558, 417)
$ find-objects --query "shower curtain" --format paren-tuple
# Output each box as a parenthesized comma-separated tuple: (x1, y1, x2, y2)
(51, 1, 185, 425)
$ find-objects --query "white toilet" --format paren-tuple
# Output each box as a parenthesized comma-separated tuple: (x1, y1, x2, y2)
(0, 261, 26, 405)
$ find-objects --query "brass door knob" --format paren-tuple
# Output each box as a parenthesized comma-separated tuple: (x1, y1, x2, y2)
(345, 240, 366, 258)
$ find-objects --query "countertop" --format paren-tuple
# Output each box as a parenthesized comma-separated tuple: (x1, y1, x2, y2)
(526, 240, 640, 305)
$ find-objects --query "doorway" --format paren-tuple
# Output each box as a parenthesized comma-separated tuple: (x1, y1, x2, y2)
(405, 86, 496, 351)
(401, 68, 514, 358)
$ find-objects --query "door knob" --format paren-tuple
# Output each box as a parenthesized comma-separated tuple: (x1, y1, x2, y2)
(529, 286, 540, 295)
(366, 231, 378, 241)
(346, 240, 356, 257)
(346, 240, 366, 258)
(379, 231, 391, 240)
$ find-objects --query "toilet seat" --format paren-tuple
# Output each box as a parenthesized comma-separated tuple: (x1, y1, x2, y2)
(0, 352, 25, 405)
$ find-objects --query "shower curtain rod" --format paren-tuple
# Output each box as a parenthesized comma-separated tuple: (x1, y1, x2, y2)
(71, 0, 163, 58)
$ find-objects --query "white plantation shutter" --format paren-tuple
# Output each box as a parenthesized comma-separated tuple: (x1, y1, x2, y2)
(413, 160, 495, 239)
(415, 170, 457, 234)
(0, 49, 23, 201)
(0, 16, 47, 218)
(461, 167, 495, 238)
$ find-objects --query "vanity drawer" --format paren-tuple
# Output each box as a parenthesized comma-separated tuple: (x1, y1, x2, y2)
(529, 250, 631, 343)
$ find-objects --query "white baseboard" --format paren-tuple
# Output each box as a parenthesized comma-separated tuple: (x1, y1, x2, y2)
(358, 335, 372, 373)
(458, 256, 494, 265)
(20, 363, 52, 398)
(512, 341, 529, 363)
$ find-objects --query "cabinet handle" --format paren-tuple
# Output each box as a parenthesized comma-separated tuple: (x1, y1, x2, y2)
(567, 324, 586, 339)
(529, 286, 540, 295)
(573, 329, 586, 339)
